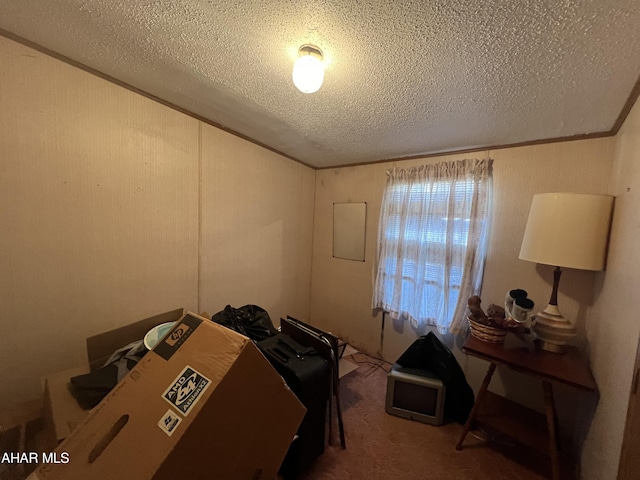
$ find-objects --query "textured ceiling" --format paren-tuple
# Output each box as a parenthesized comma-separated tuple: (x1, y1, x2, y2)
(1, 0, 640, 168)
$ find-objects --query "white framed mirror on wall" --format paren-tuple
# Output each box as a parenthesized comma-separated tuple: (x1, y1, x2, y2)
(333, 202, 367, 261)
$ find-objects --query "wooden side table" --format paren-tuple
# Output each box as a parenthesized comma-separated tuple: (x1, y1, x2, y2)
(455, 336, 597, 480)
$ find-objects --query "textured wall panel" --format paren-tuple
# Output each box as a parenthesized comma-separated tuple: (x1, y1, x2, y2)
(199, 125, 315, 326)
(581, 92, 640, 480)
(0, 36, 200, 409)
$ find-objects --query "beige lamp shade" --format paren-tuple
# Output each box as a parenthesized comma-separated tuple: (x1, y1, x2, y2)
(519, 193, 614, 271)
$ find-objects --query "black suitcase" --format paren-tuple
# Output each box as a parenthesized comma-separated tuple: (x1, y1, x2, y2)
(258, 333, 330, 478)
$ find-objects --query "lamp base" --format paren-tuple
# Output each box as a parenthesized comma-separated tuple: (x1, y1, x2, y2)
(532, 305, 576, 354)
(534, 339, 567, 353)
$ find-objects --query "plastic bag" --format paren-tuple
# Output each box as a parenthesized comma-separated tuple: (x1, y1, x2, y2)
(211, 304, 277, 342)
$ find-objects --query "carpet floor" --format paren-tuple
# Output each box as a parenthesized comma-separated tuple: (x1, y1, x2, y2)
(299, 353, 554, 480)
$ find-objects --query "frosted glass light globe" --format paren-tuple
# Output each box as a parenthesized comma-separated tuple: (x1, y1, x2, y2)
(292, 52, 324, 93)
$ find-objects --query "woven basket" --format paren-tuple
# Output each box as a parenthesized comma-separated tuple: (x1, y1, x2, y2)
(468, 317, 507, 344)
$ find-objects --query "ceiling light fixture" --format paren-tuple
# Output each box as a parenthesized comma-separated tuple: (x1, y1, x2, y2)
(292, 44, 324, 94)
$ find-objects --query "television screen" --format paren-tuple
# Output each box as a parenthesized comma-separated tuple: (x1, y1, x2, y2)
(393, 380, 438, 416)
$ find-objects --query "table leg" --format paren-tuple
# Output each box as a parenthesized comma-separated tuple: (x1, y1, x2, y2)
(543, 381, 561, 480)
(456, 362, 496, 450)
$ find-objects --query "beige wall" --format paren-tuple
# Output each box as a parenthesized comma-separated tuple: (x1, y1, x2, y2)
(199, 125, 315, 323)
(0, 36, 315, 410)
(309, 139, 614, 469)
(310, 140, 613, 361)
(581, 98, 640, 479)
(0, 36, 200, 409)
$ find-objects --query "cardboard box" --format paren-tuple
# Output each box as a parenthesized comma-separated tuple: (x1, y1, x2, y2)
(31, 312, 306, 480)
(42, 365, 90, 446)
(42, 308, 185, 445)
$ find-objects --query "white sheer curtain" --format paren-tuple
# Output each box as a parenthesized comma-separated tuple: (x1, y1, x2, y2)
(372, 158, 492, 335)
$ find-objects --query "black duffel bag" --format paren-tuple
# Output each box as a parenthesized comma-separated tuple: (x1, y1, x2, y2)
(396, 332, 475, 424)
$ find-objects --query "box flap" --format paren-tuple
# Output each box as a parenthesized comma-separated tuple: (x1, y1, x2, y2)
(42, 366, 91, 444)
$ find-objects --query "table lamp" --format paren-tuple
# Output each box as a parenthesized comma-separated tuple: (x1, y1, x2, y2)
(519, 193, 614, 352)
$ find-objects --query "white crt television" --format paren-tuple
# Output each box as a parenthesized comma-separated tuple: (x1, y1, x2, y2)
(385, 363, 445, 425)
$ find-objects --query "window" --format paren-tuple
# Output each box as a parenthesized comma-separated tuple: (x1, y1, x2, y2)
(372, 159, 492, 334)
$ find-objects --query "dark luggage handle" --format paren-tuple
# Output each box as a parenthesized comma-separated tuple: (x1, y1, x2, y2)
(261, 335, 319, 363)
(277, 339, 305, 359)
(271, 347, 290, 363)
